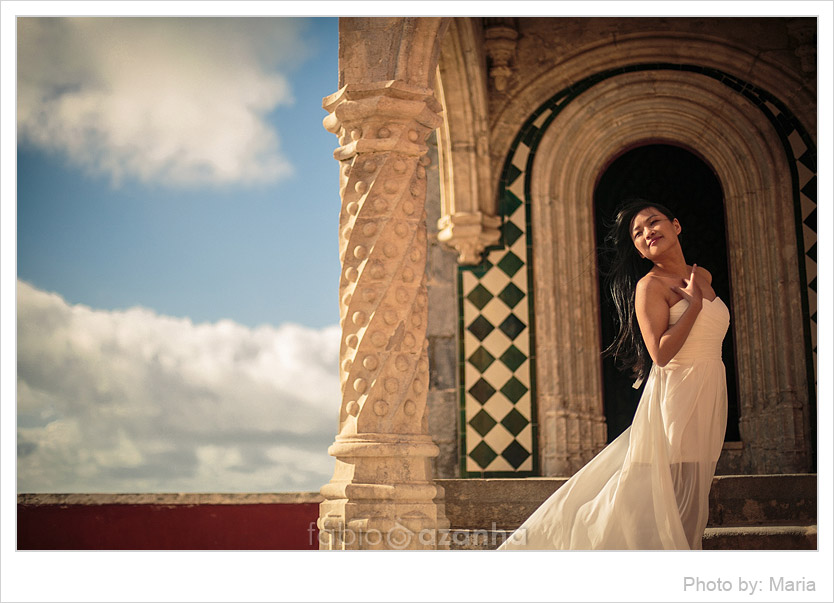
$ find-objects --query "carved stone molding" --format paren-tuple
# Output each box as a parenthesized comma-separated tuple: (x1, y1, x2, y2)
(436, 211, 501, 265)
(483, 18, 519, 92)
(786, 18, 816, 73)
(489, 33, 817, 204)
(436, 18, 500, 266)
(317, 79, 450, 549)
(529, 69, 811, 475)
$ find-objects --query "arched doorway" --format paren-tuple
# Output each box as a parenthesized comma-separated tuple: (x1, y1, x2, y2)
(593, 144, 740, 443)
(524, 67, 811, 475)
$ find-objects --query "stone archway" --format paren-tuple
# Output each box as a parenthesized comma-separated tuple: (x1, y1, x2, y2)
(529, 68, 812, 475)
(489, 33, 816, 199)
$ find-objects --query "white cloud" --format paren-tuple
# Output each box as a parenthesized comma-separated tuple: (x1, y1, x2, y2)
(16, 280, 340, 493)
(17, 18, 308, 186)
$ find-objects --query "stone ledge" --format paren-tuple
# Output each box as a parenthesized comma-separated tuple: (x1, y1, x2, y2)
(436, 474, 817, 530)
(702, 525, 817, 550)
(17, 492, 324, 506)
(447, 525, 817, 551)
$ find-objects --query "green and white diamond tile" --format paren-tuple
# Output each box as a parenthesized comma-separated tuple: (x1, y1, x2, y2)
(459, 131, 538, 475)
(777, 105, 816, 387)
(458, 64, 817, 477)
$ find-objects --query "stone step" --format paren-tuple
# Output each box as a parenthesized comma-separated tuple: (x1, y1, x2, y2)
(436, 474, 816, 530)
(702, 525, 817, 550)
(446, 525, 817, 551)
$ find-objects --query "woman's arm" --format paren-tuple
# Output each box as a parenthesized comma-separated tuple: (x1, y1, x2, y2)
(635, 264, 704, 367)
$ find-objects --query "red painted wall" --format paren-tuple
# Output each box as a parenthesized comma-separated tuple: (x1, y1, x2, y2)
(18, 503, 320, 550)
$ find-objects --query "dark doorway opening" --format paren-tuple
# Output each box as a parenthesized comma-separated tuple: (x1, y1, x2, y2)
(593, 144, 741, 443)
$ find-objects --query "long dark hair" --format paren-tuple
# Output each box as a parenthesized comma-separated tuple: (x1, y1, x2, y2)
(601, 199, 677, 382)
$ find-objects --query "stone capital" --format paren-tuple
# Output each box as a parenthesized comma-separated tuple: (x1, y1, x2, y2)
(323, 80, 443, 162)
(437, 211, 502, 265)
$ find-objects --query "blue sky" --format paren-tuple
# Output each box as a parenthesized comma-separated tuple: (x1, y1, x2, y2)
(18, 17, 340, 330)
(13, 17, 344, 495)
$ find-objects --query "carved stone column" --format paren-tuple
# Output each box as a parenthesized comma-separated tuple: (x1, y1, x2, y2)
(317, 79, 450, 549)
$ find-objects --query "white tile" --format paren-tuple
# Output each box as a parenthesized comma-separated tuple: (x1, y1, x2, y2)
(462, 298, 481, 323)
(464, 395, 482, 421)
(484, 423, 515, 454)
(482, 359, 514, 393)
(480, 296, 512, 325)
(508, 204, 526, 224)
(511, 269, 528, 296)
(479, 263, 511, 293)
(804, 253, 817, 283)
(788, 130, 807, 159)
(516, 456, 534, 472)
(485, 245, 506, 267)
(803, 223, 817, 252)
(484, 454, 513, 473)
(797, 162, 815, 191)
(483, 395, 515, 425)
(511, 327, 530, 354)
(800, 191, 816, 221)
(513, 393, 532, 420)
(511, 144, 530, 175)
(463, 329, 481, 354)
(512, 299, 529, 324)
(482, 327, 512, 357)
(461, 269, 478, 292)
(532, 109, 552, 129)
(510, 232, 528, 259)
(515, 423, 534, 451)
(464, 361, 485, 387)
(465, 424, 484, 453)
(763, 101, 781, 117)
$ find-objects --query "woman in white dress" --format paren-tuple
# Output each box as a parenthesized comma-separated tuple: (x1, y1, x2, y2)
(499, 200, 730, 550)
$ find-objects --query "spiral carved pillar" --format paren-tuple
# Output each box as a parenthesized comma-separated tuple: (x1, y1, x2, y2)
(316, 80, 450, 549)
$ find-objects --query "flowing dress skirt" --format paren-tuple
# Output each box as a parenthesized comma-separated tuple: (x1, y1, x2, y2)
(499, 297, 730, 550)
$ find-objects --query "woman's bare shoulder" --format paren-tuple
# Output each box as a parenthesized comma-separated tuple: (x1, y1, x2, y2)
(636, 273, 670, 301)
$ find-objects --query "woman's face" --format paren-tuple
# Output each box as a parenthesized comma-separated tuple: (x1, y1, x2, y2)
(630, 207, 680, 259)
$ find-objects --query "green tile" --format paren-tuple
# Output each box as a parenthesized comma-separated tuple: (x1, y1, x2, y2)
(500, 408, 529, 437)
(505, 163, 522, 186)
(496, 251, 524, 277)
(498, 282, 525, 309)
(499, 313, 526, 340)
(469, 441, 498, 469)
(467, 315, 495, 341)
(469, 409, 498, 437)
(502, 221, 523, 247)
(522, 125, 539, 147)
(467, 258, 494, 279)
(501, 440, 531, 469)
(499, 344, 527, 372)
(466, 283, 493, 310)
(500, 376, 529, 404)
(501, 190, 523, 217)
(469, 377, 497, 405)
(468, 346, 496, 373)
(802, 177, 817, 205)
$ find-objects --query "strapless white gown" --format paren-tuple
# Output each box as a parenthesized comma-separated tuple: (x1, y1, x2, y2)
(499, 297, 730, 550)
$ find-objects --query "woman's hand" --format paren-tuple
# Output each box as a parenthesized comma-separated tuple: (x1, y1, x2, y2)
(636, 264, 705, 367)
(672, 264, 703, 309)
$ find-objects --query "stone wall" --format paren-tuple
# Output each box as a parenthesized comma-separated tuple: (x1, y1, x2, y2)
(425, 131, 460, 478)
(438, 16, 816, 476)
